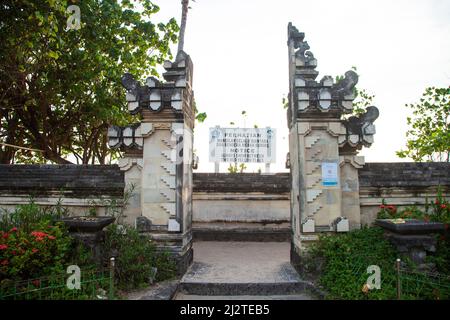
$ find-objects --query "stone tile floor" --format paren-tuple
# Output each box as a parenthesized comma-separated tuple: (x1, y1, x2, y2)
(181, 241, 300, 283)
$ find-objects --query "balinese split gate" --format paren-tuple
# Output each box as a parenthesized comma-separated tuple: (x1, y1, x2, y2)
(0, 22, 448, 299)
(106, 23, 380, 275)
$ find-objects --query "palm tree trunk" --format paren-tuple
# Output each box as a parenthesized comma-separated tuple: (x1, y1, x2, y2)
(177, 0, 189, 53)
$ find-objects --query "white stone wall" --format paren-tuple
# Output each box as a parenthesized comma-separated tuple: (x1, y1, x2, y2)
(0, 187, 447, 227)
(193, 193, 290, 223)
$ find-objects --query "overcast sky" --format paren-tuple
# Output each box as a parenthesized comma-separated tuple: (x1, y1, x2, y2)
(152, 0, 450, 172)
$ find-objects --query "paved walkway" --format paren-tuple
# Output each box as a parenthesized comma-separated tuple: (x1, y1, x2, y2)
(175, 241, 319, 300)
(182, 241, 300, 283)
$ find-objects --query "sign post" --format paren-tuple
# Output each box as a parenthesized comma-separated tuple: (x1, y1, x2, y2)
(209, 127, 276, 172)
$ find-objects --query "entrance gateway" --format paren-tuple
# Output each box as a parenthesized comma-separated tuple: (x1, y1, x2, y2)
(107, 23, 379, 275)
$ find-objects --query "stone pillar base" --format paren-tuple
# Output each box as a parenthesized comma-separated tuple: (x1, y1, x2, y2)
(290, 242, 302, 275)
(154, 242, 193, 276)
(69, 231, 105, 265)
(147, 231, 193, 276)
(175, 246, 194, 276)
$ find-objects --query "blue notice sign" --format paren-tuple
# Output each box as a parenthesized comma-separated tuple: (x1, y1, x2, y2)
(322, 162, 338, 187)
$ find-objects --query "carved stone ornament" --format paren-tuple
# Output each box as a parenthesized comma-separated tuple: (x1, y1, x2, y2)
(288, 23, 361, 121)
(120, 51, 193, 115)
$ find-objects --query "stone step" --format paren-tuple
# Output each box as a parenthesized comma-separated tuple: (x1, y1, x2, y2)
(173, 293, 314, 300)
(192, 222, 291, 242)
(177, 281, 322, 297)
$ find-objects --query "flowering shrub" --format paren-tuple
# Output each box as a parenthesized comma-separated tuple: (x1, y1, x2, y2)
(0, 220, 72, 281)
(377, 201, 427, 220)
(428, 191, 450, 224)
(376, 190, 450, 276)
(377, 190, 450, 224)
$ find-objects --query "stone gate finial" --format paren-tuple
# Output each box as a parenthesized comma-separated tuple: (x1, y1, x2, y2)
(115, 52, 194, 124)
(287, 23, 362, 124)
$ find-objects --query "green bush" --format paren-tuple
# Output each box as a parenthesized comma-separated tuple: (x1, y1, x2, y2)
(310, 227, 398, 300)
(428, 232, 450, 276)
(0, 220, 72, 282)
(310, 226, 450, 300)
(103, 224, 176, 290)
(0, 201, 68, 233)
(0, 202, 95, 285)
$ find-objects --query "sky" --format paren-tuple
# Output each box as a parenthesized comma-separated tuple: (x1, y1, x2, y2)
(150, 0, 450, 173)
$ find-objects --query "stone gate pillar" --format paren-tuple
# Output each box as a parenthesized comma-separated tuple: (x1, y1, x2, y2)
(286, 23, 379, 270)
(108, 51, 195, 275)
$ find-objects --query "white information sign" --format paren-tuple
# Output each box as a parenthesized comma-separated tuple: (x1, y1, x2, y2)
(209, 127, 276, 163)
(322, 162, 339, 187)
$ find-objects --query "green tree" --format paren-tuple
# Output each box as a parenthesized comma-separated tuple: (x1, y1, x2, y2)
(0, 0, 179, 164)
(397, 87, 450, 162)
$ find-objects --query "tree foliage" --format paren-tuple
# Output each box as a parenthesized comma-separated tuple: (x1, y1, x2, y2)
(397, 87, 450, 162)
(0, 0, 179, 164)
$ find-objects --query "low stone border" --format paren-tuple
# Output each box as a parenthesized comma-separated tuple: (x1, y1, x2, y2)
(178, 281, 325, 299)
(125, 279, 180, 300)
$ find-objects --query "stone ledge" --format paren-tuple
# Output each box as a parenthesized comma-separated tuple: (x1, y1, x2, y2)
(178, 282, 323, 298)
(359, 162, 450, 188)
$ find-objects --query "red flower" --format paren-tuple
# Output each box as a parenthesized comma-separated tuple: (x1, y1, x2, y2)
(0, 244, 8, 250)
(47, 235, 56, 240)
(379, 205, 385, 209)
(11, 250, 17, 255)
(32, 248, 38, 253)
(441, 204, 447, 209)
(0, 259, 8, 266)
(31, 231, 51, 242)
(2, 233, 8, 239)
(435, 200, 440, 205)
(387, 205, 397, 213)
(32, 280, 40, 287)
(31, 231, 48, 238)
(9, 227, 18, 233)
